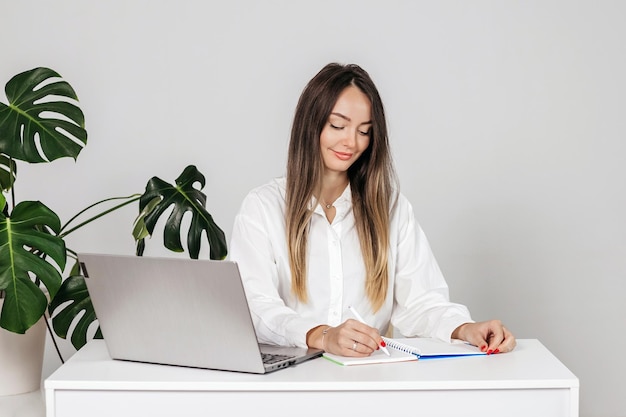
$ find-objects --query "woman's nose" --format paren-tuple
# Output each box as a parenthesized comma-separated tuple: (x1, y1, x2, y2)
(341, 128, 357, 148)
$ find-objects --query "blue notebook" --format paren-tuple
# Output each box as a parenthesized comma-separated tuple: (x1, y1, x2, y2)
(384, 337, 486, 360)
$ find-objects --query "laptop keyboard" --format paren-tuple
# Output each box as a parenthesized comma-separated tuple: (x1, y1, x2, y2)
(261, 353, 295, 365)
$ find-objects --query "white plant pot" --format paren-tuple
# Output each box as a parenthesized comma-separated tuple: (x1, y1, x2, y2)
(0, 299, 47, 396)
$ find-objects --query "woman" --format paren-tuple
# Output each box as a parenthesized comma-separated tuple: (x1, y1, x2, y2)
(229, 63, 516, 357)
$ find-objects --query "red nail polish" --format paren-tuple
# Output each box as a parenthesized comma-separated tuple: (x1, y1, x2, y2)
(481, 345, 487, 352)
(494, 349, 500, 354)
(380, 340, 386, 347)
(487, 349, 493, 355)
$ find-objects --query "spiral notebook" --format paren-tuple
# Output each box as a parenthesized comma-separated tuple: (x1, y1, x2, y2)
(322, 337, 485, 366)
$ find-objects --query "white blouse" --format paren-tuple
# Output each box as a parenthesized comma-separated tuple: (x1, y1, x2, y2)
(228, 177, 473, 348)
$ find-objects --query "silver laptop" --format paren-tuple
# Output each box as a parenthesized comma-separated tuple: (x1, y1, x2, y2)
(78, 253, 323, 374)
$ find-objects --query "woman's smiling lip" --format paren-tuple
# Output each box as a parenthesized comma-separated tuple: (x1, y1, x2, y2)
(332, 150, 353, 160)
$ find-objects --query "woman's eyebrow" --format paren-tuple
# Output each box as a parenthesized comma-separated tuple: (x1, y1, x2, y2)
(330, 112, 372, 125)
(330, 112, 351, 121)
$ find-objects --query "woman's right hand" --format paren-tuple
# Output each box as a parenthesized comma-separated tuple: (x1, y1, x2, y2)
(308, 319, 383, 357)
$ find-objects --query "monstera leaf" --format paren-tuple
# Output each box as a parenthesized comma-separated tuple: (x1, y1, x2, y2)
(50, 165, 228, 349)
(48, 262, 102, 350)
(0, 154, 16, 191)
(0, 200, 66, 333)
(135, 165, 228, 260)
(0, 67, 87, 163)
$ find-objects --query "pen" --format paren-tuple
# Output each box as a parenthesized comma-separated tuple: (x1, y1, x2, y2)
(348, 306, 390, 356)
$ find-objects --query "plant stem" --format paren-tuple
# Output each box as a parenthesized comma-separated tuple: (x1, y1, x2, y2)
(44, 311, 64, 364)
(59, 194, 141, 238)
(9, 157, 16, 211)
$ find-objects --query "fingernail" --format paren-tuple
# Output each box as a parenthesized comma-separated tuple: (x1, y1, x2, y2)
(494, 349, 500, 354)
(481, 345, 487, 352)
(487, 349, 493, 355)
(380, 340, 387, 347)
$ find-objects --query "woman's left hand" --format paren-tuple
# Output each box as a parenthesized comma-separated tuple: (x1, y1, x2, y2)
(452, 320, 516, 354)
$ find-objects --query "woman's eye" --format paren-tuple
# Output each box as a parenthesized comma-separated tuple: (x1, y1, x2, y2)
(359, 130, 370, 136)
(330, 123, 344, 130)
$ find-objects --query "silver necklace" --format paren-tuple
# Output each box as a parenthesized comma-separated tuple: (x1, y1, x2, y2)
(322, 199, 333, 209)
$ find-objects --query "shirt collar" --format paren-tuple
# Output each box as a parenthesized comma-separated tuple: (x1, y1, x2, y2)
(311, 183, 353, 219)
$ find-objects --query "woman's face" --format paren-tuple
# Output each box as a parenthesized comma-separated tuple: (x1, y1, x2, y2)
(319, 85, 372, 175)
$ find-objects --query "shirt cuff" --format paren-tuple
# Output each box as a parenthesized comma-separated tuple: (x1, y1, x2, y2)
(436, 316, 475, 343)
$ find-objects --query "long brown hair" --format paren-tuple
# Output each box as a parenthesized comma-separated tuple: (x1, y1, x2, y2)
(286, 63, 397, 311)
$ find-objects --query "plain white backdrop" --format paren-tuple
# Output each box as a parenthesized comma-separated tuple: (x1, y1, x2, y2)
(2, 2, 624, 416)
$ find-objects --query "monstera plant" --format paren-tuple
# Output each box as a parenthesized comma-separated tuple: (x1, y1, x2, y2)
(0, 67, 227, 353)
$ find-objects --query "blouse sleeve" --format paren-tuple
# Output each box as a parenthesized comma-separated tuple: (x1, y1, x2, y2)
(228, 188, 319, 347)
(390, 195, 474, 342)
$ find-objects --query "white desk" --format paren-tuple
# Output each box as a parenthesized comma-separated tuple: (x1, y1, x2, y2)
(45, 339, 578, 417)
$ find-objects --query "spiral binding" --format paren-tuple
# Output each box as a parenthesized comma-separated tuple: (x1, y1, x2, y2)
(382, 337, 421, 357)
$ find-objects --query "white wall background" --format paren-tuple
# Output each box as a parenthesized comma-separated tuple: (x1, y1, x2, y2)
(2, 1, 624, 416)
